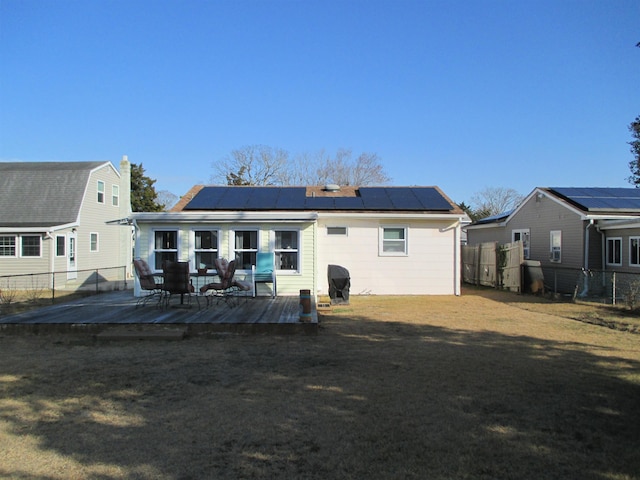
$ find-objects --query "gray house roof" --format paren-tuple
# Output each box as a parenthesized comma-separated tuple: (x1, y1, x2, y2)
(0, 161, 108, 228)
(468, 187, 640, 228)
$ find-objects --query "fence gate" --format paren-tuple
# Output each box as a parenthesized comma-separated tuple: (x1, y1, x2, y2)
(462, 241, 523, 291)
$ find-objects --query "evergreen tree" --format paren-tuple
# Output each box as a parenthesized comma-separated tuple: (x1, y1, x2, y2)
(627, 115, 640, 186)
(131, 163, 164, 212)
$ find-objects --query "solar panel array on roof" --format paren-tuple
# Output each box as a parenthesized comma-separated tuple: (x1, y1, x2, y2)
(183, 186, 454, 212)
(550, 187, 640, 211)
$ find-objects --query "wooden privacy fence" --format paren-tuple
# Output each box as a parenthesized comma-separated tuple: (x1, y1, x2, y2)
(462, 241, 524, 291)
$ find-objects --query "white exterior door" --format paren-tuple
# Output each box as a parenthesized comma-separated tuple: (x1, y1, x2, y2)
(67, 232, 77, 279)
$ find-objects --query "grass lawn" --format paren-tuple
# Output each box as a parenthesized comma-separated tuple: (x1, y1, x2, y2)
(1, 288, 639, 479)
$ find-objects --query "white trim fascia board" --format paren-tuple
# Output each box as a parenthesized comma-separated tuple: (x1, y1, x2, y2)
(596, 218, 640, 230)
(0, 223, 78, 233)
(464, 221, 507, 231)
(131, 211, 318, 223)
(317, 212, 468, 221)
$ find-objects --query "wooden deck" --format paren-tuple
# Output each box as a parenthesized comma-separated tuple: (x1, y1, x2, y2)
(0, 290, 318, 335)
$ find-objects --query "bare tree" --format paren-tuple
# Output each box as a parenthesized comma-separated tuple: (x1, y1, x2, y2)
(311, 149, 391, 186)
(211, 145, 289, 185)
(157, 190, 179, 211)
(213, 145, 391, 186)
(470, 187, 524, 218)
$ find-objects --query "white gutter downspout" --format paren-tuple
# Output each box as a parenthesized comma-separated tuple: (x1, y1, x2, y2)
(579, 220, 594, 297)
(454, 221, 461, 295)
(45, 230, 55, 289)
(132, 218, 141, 297)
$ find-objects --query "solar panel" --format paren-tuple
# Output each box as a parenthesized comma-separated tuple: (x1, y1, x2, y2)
(410, 188, 453, 210)
(385, 188, 423, 210)
(244, 188, 280, 209)
(183, 186, 456, 212)
(276, 188, 306, 209)
(551, 187, 640, 211)
(305, 197, 335, 210)
(334, 197, 365, 209)
(183, 187, 227, 210)
(359, 188, 393, 209)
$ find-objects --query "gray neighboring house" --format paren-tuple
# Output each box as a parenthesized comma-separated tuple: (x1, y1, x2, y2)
(0, 158, 133, 290)
(465, 187, 640, 293)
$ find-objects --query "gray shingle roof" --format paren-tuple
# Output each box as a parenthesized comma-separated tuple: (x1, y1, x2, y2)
(0, 161, 107, 228)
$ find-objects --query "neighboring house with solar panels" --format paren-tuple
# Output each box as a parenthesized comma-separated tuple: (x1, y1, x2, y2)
(465, 187, 640, 293)
(0, 158, 133, 290)
(131, 184, 468, 296)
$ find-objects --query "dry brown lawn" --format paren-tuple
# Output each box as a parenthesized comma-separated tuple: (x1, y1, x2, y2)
(1, 288, 639, 480)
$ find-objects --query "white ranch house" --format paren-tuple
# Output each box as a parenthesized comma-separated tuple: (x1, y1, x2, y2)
(131, 185, 468, 298)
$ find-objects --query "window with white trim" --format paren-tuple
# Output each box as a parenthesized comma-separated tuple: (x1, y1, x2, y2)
(512, 229, 530, 259)
(56, 235, 66, 257)
(90, 233, 99, 252)
(21, 235, 41, 257)
(606, 237, 622, 266)
(112, 185, 119, 206)
(274, 230, 299, 271)
(630, 237, 640, 267)
(97, 180, 105, 204)
(234, 230, 258, 270)
(380, 226, 407, 256)
(154, 230, 178, 270)
(0, 235, 16, 257)
(550, 230, 561, 263)
(194, 230, 218, 269)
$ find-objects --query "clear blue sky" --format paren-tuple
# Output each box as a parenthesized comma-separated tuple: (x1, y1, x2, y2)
(1, 0, 638, 206)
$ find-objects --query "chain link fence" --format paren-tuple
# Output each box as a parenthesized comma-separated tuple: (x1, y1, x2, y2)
(544, 266, 640, 307)
(0, 266, 129, 313)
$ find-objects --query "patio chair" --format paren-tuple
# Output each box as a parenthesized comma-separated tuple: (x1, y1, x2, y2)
(133, 258, 163, 308)
(252, 252, 276, 298)
(200, 258, 251, 306)
(162, 261, 199, 309)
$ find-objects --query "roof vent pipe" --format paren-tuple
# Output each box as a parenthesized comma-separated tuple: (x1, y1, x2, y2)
(324, 184, 341, 192)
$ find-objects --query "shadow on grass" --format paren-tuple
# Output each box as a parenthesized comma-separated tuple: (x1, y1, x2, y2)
(1, 314, 639, 479)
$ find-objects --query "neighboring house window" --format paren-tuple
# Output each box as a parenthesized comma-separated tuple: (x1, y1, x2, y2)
(327, 226, 347, 236)
(112, 185, 119, 206)
(630, 237, 640, 267)
(380, 226, 407, 256)
(97, 180, 105, 203)
(21, 235, 41, 257)
(550, 230, 561, 263)
(606, 237, 622, 266)
(274, 230, 299, 271)
(0, 235, 16, 257)
(154, 230, 178, 270)
(512, 229, 530, 259)
(234, 230, 258, 269)
(194, 230, 218, 269)
(90, 233, 99, 252)
(56, 235, 66, 257)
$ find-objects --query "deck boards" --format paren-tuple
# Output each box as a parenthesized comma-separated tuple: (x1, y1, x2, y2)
(0, 291, 317, 335)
